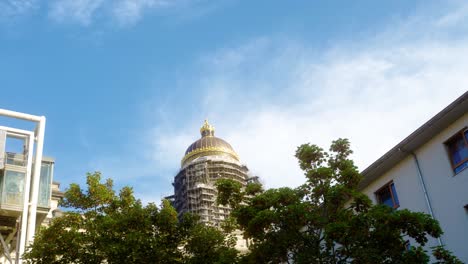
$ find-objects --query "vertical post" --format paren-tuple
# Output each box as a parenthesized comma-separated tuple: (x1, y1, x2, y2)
(0, 130, 6, 170)
(15, 217, 21, 264)
(18, 135, 35, 264)
(26, 116, 46, 245)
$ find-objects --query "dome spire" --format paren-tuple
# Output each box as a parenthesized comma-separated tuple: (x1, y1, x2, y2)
(181, 119, 239, 166)
(200, 119, 215, 137)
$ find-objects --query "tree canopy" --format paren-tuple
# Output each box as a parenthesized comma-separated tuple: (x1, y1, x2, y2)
(25, 139, 462, 264)
(217, 139, 462, 264)
(24, 172, 238, 264)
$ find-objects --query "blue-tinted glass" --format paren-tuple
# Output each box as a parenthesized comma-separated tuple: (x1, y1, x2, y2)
(454, 160, 468, 174)
(449, 135, 468, 164)
(391, 183, 399, 207)
(378, 187, 394, 207)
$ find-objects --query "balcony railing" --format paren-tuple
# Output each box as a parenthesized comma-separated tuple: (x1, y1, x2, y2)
(5, 152, 26, 167)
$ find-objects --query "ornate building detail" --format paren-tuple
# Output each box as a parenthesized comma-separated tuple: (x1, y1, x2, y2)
(169, 120, 252, 227)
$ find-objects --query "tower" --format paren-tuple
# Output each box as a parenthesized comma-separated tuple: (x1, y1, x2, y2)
(171, 120, 250, 226)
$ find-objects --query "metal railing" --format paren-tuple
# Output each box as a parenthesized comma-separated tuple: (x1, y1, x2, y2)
(5, 152, 26, 167)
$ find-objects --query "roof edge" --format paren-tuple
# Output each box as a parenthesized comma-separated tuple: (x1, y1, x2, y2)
(359, 91, 468, 189)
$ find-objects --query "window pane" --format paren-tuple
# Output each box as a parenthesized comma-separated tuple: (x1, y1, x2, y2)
(390, 183, 399, 207)
(3, 170, 25, 205)
(454, 160, 468, 174)
(450, 135, 468, 164)
(378, 187, 394, 207)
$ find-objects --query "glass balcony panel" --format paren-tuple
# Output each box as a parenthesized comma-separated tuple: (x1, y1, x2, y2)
(3, 170, 25, 206)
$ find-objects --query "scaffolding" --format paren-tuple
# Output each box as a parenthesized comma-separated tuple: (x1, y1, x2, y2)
(172, 155, 250, 226)
(166, 121, 259, 253)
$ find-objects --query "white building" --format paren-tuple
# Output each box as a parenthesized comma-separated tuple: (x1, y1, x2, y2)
(359, 91, 468, 262)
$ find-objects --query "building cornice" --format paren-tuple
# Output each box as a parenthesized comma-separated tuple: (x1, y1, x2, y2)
(359, 91, 468, 190)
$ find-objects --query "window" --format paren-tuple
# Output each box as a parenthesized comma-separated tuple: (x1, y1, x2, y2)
(445, 129, 468, 174)
(375, 181, 399, 209)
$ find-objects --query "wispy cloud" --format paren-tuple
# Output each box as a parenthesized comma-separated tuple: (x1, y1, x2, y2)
(78, 1, 468, 203)
(435, 3, 468, 27)
(49, 0, 106, 26)
(0, 0, 230, 28)
(0, 0, 210, 27)
(112, 0, 169, 26)
(146, 2, 468, 192)
(0, 0, 37, 21)
(47, 0, 214, 26)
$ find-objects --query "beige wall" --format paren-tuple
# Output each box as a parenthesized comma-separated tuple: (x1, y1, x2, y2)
(361, 113, 468, 262)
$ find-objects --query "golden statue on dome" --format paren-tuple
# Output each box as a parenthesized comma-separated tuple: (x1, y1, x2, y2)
(200, 119, 215, 137)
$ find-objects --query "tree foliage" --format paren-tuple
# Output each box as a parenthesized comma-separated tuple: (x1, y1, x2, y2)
(24, 172, 238, 264)
(217, 139, 462, 264)
(25, 139, 463, 264)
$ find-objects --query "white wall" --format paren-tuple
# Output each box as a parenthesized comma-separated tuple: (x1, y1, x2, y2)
(361, 113, 468, 262)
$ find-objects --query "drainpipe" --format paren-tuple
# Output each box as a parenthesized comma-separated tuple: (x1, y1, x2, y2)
(410, 151, 443, 246)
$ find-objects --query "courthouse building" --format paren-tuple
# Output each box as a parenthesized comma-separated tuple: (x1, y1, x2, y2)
(168, 120, 256, 226)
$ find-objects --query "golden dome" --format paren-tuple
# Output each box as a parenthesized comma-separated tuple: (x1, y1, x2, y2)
(181, 120, 239, 166)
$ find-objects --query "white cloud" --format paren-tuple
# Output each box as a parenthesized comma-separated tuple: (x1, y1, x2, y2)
(47, 0, 205, 26)
(112, 0, 169, 25)
(436, 3, 468, 27)
(49, 0, 106, 26)
(76, 2, 468, 203)
(148, 5, 468, 191)
(0, 0, 37, 20)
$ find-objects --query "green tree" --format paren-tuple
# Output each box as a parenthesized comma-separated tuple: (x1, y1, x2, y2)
(217, 139, 462, 264)
(185, 224, 239, 264)
(25, 172, 238, 264)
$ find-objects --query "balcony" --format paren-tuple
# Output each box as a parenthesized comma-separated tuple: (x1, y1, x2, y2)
(0, 158, 54, 212)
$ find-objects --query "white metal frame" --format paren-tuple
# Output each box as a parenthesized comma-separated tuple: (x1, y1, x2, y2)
(0, 109, 46, 264)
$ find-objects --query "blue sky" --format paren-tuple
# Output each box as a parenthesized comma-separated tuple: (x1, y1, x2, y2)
(0, 0, 467, 203)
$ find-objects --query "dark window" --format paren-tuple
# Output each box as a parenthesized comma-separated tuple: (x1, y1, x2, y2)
(376, 182, 399, 209)
(445, 129, 468, 174)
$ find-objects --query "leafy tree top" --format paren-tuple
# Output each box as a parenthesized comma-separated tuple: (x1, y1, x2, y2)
(217, 139, 462, 264)
(25, 172, 239, 264)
